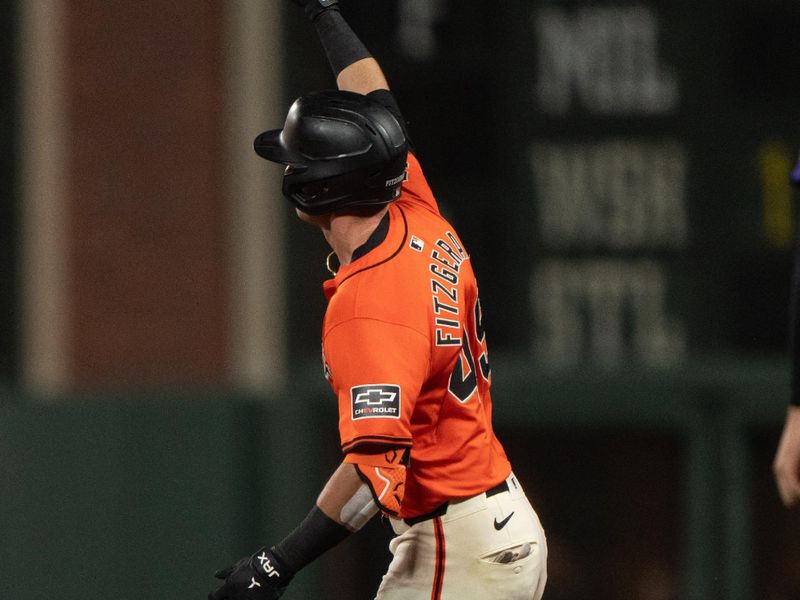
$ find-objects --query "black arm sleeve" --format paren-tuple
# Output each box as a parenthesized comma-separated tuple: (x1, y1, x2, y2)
(312, 10, 372, 76)
(269, 505, 352, 575)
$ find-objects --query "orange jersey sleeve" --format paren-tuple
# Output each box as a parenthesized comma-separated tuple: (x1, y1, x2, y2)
(324, 317, 429, 453)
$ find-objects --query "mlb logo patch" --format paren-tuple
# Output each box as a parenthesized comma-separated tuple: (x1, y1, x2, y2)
(409, 236, 424, 252)
(351, 384, 401, 420)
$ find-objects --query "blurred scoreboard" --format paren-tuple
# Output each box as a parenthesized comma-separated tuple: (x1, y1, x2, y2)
(287, 0, 800, 369)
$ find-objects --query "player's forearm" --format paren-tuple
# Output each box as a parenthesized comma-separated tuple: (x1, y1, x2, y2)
(209, 462, 376, 599)
(268, 505, 351, 576)
(317, 461, 380, 530)
(270, 462, 376, 576)
(305, 5, 390, 95)
(337, 58, 390, 96)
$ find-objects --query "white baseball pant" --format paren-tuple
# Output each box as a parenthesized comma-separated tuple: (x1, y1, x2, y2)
(375, 473, 547, 600)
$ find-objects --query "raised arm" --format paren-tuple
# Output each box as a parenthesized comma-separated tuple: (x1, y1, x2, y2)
(293, 0, 390, 94)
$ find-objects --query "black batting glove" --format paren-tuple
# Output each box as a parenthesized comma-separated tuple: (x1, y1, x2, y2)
(208, 547, 294, 600)
(289, 0, 339, 22)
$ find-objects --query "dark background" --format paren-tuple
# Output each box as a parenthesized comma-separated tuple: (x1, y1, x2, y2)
(2, 2, 800, 600)
(283, 0, 800, 369)
(281, 2, 800, 598)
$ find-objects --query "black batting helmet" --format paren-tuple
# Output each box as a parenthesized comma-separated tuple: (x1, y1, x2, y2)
(254, 90, 408, 215)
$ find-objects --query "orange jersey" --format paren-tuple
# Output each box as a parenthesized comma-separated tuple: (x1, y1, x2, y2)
(321, 153, 511, 518)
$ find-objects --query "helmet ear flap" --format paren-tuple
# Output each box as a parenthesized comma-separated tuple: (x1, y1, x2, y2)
(300, 180, 330, 200)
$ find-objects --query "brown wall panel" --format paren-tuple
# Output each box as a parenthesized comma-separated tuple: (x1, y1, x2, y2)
(64, 2, 227, 388)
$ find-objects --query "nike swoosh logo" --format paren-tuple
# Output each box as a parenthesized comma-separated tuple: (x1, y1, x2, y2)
(494, 512, 515, 531)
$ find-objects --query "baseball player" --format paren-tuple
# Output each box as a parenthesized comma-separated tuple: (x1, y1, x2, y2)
(208, 1, 547, 598)
(773, 154, 800, 508)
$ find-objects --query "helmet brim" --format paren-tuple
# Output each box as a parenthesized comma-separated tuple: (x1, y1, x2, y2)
(253, 129, 302, 165)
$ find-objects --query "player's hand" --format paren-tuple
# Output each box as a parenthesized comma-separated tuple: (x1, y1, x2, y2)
(773, 406, 800, 507)
(288, 0, 339, 22)
(208, 547, 293, 600)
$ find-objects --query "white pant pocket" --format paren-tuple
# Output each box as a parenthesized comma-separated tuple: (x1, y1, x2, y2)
(480, 542, 534, 564)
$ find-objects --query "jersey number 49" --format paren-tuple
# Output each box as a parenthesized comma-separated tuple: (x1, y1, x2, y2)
(448, 298, 491, 404)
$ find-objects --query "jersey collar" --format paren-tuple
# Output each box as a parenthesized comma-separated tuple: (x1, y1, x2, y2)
(351, 211, 390, 262)
(323, 204, 408, 300)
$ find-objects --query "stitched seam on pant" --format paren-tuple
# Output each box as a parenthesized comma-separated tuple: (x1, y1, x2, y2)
(431, 516, 446, 600)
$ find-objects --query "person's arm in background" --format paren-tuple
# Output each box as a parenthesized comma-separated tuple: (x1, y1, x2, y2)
(773, 156, 800, 508)
(774, 403, 800, 507)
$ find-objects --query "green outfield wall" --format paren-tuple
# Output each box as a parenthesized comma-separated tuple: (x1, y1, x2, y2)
(0, 355, 793, 600)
